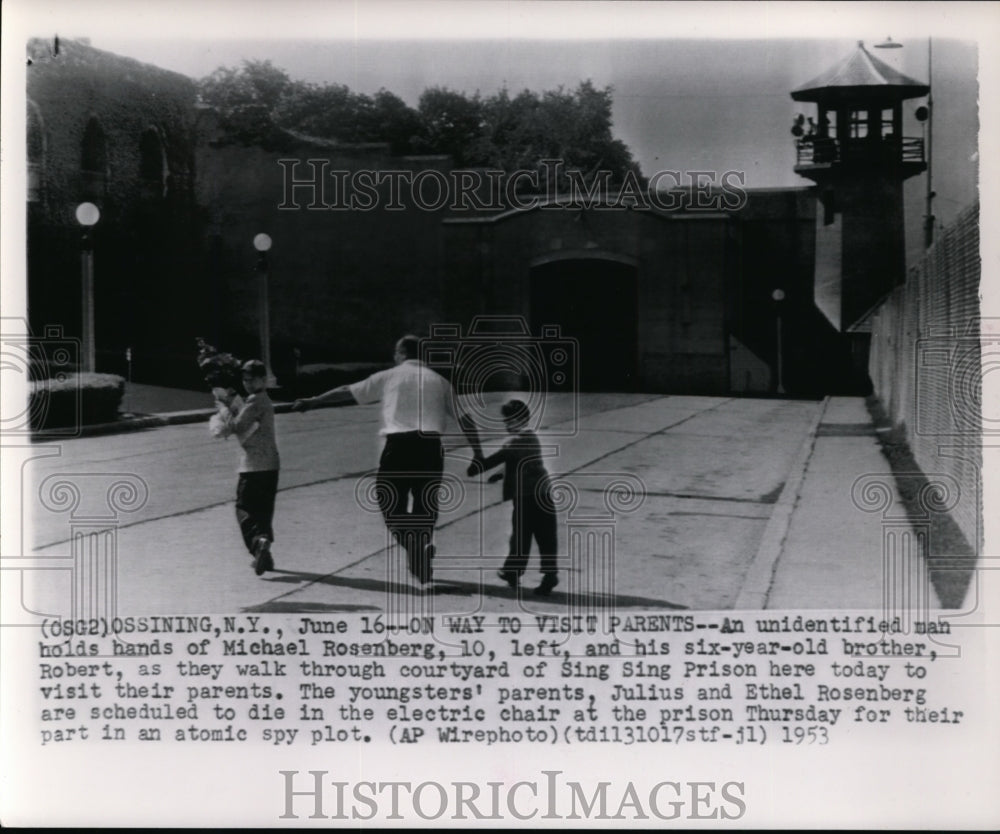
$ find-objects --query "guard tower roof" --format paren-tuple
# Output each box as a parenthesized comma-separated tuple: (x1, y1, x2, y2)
(792, 41, 929, 103)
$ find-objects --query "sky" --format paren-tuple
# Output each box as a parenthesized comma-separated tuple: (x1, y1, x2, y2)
(3, 0, 995, 261)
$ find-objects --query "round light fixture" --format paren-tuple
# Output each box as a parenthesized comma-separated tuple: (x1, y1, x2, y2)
(75, 202, 101, 227)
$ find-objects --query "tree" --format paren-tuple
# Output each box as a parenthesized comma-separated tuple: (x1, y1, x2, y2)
(364, 89, 423, 154)
(273, 82, 363, 141)
(476, 81, 643, 188)
(198, 60, 295, 145)
(411, 87, 484, 165)
(196, 64, 642, 184)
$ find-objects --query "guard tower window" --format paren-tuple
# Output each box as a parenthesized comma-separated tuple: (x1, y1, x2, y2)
(848, 109, 868, 139)
(881, 108, 895, 139)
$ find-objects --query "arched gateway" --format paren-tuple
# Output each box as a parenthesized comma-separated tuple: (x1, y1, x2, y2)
(529, 253, 639, 391)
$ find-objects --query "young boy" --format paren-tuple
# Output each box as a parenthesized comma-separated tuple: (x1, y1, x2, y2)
(469, 399, 558, 595)
(216, 360, 280, 576)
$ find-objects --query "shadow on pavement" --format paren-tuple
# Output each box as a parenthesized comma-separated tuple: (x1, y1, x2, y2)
(249, 568, 689, 610)
(242, 601, 383, 613)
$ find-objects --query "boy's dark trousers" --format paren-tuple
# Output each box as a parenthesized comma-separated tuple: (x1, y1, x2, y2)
(236, 470, 279, 553)
(503, 497, 557, 576)
(376, 432, 444, 575)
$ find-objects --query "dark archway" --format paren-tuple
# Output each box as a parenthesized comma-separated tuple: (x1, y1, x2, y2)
(80, 116, 108, 202)
(530, 256, 639, 391)
(139, 127, 168, 199)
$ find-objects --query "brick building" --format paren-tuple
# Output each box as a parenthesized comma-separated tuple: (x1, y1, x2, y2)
(26, 36, 203, 384)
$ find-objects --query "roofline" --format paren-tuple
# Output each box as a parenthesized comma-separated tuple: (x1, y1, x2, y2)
(27, 36, 195, 86)
(792, 41, 930, 102)
(791, 85, 929, 103)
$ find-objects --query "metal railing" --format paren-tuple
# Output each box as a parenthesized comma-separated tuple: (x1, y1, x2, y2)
(795, 136, 925, 166)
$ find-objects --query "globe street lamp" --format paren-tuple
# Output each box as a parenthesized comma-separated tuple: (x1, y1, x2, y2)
(75, 202, 101, 373)
(772, 288, 785, 395)
(253, 233, 277, 387)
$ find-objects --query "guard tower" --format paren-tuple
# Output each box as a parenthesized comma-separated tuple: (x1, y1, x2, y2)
(791, 41, 929, 339)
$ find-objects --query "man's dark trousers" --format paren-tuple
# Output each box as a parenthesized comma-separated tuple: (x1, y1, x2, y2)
(376, 432, 443, 579)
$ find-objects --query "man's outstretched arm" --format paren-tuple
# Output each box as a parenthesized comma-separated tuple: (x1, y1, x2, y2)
(292, 385, 357, 412)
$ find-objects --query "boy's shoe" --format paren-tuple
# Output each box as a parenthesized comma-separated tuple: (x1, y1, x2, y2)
(497, 569, 520, 589)
(534, 573, 559, 596)
(420, 543, 435, 584)
(253, 537, 273, 575)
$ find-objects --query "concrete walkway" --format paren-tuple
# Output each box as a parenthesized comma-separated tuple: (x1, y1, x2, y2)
(744, 397, 941, 611)
(21, 389, 937, 615)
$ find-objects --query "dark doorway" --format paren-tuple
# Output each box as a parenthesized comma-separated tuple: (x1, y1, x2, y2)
(530, 258, 639, 391)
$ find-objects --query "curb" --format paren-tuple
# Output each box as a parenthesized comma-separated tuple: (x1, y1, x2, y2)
(31, 402, 299, 441)
(733, 396, 830, 610)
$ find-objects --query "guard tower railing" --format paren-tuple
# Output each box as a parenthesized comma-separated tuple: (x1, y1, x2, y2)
(795, 136, 925, 166)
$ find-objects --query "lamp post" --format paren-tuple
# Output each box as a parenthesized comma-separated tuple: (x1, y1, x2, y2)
(75, 202, 101, 373)
(876, 36, 934, 247)
(772, 288, 785, 395)
(253, 233, 276, 387)
(924, 36, 934, 248)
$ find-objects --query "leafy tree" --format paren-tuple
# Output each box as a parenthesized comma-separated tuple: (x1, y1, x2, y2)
(198, 60, 294, 145)
(197, 64, 642, 183)
(476, 81, 643, 188)
(273, 82, 363, 141)
(364, 89, 423, 155)
(411, 87, 484, 166)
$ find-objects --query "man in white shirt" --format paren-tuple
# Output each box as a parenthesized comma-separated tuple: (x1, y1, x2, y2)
(292, 335, 479, 584)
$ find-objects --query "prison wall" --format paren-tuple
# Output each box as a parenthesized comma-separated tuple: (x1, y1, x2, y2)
(868, 202, 982, 550)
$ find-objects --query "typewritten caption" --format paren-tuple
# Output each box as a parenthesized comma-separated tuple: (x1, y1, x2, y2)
(35, 613, 961, 748)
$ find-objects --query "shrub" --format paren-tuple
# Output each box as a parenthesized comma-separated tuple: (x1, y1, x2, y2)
(29, 356, 80, 381)
(30, 373, 125, 430)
